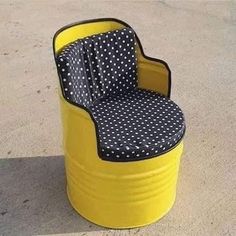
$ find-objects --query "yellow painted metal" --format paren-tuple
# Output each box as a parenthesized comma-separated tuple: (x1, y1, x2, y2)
(54, 19, 183, 228)
(138, 57, 170, 96)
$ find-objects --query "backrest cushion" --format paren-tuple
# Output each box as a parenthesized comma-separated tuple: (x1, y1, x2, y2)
(56, 27, 137, 108)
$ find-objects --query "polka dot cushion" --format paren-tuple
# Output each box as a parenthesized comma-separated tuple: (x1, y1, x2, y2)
(56, 27, 185, 161)
(90, 88, 185, 161)
(56, 27, 137, 107)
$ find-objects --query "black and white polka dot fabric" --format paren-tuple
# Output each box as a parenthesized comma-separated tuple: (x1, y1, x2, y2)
(90, 89, 185, 161)
(57, 27, 137, 107)
(56, 27, 185, 162)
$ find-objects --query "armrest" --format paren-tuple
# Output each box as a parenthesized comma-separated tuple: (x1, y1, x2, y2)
(137, 55, 171, 97)
(59, 94, 99, 163)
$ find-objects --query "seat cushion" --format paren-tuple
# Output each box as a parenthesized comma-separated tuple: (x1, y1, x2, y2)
(56, 27, 137, 108)
(90, 88, 185, 161)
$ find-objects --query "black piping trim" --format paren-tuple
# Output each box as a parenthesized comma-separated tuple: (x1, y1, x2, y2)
(52, 18, 181, 162)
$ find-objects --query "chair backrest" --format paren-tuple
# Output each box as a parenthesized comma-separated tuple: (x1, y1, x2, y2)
(53, 19, 134, 54)
(55, 23, 138, 107)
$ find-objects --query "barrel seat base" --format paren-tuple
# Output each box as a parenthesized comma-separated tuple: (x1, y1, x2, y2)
(65, 141, 183, 229)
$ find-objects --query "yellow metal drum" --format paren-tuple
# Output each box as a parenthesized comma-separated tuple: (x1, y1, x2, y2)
(53, 18, 184, 228)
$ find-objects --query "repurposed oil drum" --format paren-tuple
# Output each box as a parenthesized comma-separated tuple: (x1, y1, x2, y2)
(53, 18, 185, 228)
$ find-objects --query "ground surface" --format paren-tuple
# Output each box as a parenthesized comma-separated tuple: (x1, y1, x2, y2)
(0, 0, 235, 236)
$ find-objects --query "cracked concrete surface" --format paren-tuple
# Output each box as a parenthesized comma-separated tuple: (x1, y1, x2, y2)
(0, 0, 235, 235)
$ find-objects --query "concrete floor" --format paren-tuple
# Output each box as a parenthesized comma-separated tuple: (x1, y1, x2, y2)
(0, 0, 235, 235)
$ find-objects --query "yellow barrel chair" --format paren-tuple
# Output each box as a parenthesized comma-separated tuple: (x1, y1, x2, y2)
(53, 18, 185, 228)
